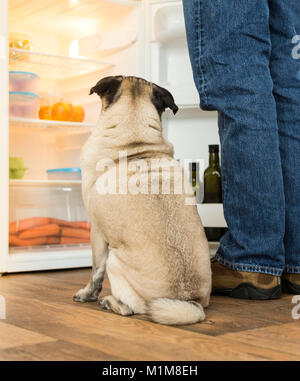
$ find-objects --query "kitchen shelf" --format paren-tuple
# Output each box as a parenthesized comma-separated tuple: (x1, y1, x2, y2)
(9, 48, 114, 79)
(10, 117, 95, 133)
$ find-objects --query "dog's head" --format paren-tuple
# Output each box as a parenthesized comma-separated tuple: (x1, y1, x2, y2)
(90, 75, 178, 118)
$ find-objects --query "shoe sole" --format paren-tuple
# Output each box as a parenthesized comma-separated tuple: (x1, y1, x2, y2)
(282, 279, 300, 294)
(212, 283, 282, 300)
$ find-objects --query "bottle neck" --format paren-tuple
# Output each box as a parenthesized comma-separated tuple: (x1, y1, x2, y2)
(209, 152, 220, 168)
(191, 169, 197, 182)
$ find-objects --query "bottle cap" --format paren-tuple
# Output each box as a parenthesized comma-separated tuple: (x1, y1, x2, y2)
(209, 144, 219, 153)
(189, 162, 197, 171)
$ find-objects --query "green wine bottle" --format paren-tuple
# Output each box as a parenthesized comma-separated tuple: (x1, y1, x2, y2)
(190, 162, 202, 203)
(203, 145, 222, 203)
(191, 162, 197, 196)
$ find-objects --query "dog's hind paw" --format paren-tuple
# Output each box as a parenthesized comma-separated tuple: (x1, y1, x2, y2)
(99, 295, 133, 316)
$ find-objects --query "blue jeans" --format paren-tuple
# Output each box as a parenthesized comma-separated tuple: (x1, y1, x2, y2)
(183, 0, 300, 276)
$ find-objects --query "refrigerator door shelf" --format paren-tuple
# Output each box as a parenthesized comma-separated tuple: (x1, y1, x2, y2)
(154, 4, 185, 44)
(149, 2, 198, 107)
(161, 83, 200, 109)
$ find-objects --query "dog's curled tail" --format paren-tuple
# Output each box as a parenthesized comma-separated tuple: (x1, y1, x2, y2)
(147, 298, 205, 325)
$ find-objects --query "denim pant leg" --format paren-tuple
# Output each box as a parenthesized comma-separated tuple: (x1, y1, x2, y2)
(183, 0, 285, 275)
(269, 0, 300, 274)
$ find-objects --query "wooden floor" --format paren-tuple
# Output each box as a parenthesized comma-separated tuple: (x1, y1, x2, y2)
(0, 268, 299, 361)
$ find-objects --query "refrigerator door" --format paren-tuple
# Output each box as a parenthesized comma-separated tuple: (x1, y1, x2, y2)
(143, 0, 225, 239)
(144, 0, 199, 107)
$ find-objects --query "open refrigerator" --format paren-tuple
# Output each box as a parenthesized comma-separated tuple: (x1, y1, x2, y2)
(0, 0, 226, 275)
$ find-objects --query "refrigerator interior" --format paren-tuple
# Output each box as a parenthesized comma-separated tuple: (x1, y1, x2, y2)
(5, 0, 141, 272)
(2, 0, 226, 274)
(9, 0, 140, 179)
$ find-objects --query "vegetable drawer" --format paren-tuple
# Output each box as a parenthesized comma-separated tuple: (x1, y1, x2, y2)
(9, 181, 90, 251)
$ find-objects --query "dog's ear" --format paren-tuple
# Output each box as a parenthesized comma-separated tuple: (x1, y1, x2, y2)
(151, 84, 179, 116)
(90, 76, 123, 108)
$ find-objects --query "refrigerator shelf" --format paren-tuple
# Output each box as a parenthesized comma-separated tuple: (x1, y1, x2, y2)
(9, 48, 114, 79)
(104, 0, 141, 5)
(10, 117, 95, 133)
(6, 246, 91, 273)
(9, 179, 82, 187)
(10, 242, 90, 253)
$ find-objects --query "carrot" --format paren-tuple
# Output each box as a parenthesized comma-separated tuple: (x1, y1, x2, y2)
(19, 224, 60, 239)
(78, 221, 91, 231)
(9, 217, 50, 234)
(49, 218, 91, 231)
(46, 236, 61, 245)
(60, 237, 90, 244)
(60, 227, 90, 240)
(9, 235, 47, 247)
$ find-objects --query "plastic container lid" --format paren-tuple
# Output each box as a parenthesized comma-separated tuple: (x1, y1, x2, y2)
(46, 168, 82, 173)
(9, 71, 39, 79)
(9, 91, 40, 98)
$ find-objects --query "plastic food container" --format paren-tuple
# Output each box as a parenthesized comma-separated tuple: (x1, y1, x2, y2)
(46, 168, 82, 180)
(9, 71, 39, 93)
(9, 91, 40, 119)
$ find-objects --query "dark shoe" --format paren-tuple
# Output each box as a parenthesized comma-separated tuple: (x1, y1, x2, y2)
(282, 273, 300, 294)
(211, 259, 281, 300)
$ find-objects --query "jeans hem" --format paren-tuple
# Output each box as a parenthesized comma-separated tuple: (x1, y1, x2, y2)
(284, 265, 300, 274)
(215, 251, 283, 276)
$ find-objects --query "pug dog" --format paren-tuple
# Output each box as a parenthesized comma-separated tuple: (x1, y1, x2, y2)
(74, 76, 211, 325)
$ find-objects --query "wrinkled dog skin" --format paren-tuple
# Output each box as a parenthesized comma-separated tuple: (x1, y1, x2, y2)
(74, 76, 211, 325)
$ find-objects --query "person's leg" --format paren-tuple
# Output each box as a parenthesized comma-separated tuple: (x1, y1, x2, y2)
(183, 1, 285, 284)
(269, 0, 300, 292)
